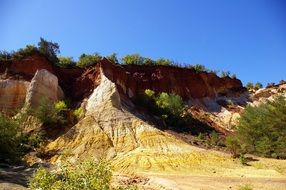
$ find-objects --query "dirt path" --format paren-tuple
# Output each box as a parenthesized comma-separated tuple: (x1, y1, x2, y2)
(150, 175, 286, 190)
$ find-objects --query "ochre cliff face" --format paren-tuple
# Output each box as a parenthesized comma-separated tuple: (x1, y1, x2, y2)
(8, 53, 57, 78)
(1, 53, 245, 103)
(100, 58, 244, 100)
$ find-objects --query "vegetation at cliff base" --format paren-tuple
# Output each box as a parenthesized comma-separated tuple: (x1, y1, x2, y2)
(0, 114, 22, 160)
(29, 159, 137, 190)
(226, 96, 286, 158)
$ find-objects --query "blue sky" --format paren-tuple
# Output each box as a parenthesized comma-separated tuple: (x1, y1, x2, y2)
(0, 0, 285, 85)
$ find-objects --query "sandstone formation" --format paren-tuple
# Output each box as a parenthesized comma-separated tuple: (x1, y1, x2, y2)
(25, 69, 64, 108)
(100, 58, 244, 100)
(0, 79, 30, 112)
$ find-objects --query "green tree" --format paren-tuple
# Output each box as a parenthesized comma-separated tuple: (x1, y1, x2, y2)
(77, 53, 102, 67)
(156, 58, 172, 66)
(246, 82, 254, 90)
(122, 54, 144, 65)
(0, 114, 21, 159)
(226, 96, 286, 158)
(106, 53, 119, 64)
(254, 82, 263, 90)
(38, 38, 60, 63)
(189, 64, 207, 73)
(155, 92, 184, 116)
(57, 56, 76, 68)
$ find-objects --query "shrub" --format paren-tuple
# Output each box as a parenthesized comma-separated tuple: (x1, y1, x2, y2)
(29, 160, 137, 190)
(57, 56, 76, 68)
(0, 114, 22, 160)
(106, 53, 119, 64)
(254, 82, 263, 90)
(155, 92, 184, 116)
(73, 107, 84, 118)
(33, 99, 65, 125)
(38, 38, 60, 63)
(238, 184, 253, 190)
(226, 96, 286, 158)
(54, 100, 67, 112)
(245, 82, 254, 90)
(122, 54, 144, 65)
(0, 50, 12, 61)
(143, 58, 156, 65)
(189, 64, 208, 73)
(77, 53, 102, 67)
(12, 45, 38, 60)
(155, 58, 172, 66)
(221, 71, 231, 77)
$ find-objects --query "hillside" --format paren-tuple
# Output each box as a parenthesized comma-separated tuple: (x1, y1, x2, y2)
(0, 51, 286, 190)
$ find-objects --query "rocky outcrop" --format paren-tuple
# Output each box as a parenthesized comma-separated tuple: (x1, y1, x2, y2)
(100, 58, 244, 100)
(47, 69, 206, 172)
(25, 69, 64, 108)
(0, 79, 30, 112)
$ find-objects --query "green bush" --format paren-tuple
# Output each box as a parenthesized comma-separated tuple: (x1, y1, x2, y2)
(33, 99, 66, 125)
(0, 50, 12, 61)
(77, 53, 102, 67)
(0, 114, 22, 159)
(122, 54, 144, 65)
(11, 45, 38, 60)
(155, 58, 172, 66)
(238, 184, 253, 190)
(73, 107, 84, 118)
(38, 38, 60, 63)
(189, 64, 208, 73)
(155, 92, 184, 116)
(246, 82, 254, 90)
(29, 160, 137, 190)
(226, 96, 286, 158)
(254, 82, 263, 90)
(57, 56, 76, 68)
(54, 100, 67, 112)
(106, 53, 119, 64)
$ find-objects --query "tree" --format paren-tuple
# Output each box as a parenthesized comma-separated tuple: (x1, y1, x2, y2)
(156, 58, 172, 66)
(121, 54, 144, 65)
(189, 64, 207, 73)
(58, 56, 76, 68)
(106, 53, 118, 64)
(38, 38, 60, 63)
(246, 82, 254, 90)
(226, 96, 286, 158)
(254, 82, 263, 90)
(77, 53, 101, 67)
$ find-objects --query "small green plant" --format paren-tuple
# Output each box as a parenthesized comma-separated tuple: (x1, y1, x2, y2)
(106, 53, 119, 64)
(144, 89, 155, 97)
(33, 99, 66, 125)
(155, 58, 172, 66)
(246, 82, 254, 90)
(189, 64, 208, 73)
(0, 114, 22, 160)
(29, 159, 137, 190)
(54, 100, 67, 112)
(208, 131, 221, 146)
(238, 184, 253, 190)
(73, 107, 84, 118)
(239, 154, 247, 165)
(254, 82, 263, 90)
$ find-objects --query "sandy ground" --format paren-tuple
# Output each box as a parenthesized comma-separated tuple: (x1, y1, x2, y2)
(147, 175, 286, 190)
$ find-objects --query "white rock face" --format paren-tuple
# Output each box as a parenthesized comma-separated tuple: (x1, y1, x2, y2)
(0, 79, 30, 112)
(25, 69, 64, 108)
(86, 68, 121, 115)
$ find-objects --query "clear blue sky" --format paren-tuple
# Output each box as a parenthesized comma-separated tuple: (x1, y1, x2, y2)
(1, 0, 285, 85)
